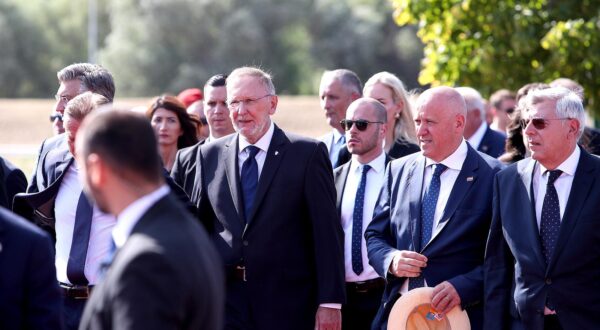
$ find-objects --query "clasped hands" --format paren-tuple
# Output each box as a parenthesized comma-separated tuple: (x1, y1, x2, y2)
(389, 250, 461, 315)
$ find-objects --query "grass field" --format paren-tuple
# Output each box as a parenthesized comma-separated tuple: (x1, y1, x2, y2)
(0, 96, 330, 176)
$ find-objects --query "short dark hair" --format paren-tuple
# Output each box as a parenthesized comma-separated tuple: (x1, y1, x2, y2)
(205, 74, 227, 88)
(79, 109, 163, 185)
(57, 63, 116, 101)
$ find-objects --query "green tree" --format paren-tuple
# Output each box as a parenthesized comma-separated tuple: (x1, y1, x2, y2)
(393, 0, 600, 115)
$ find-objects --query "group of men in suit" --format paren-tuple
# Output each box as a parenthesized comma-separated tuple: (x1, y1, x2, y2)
(2, 60, 599, 330)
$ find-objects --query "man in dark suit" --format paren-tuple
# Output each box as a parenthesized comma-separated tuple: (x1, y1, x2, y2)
(319, 69, 362, 168)
(457, 87, 506, 158)
(484, 87, 600, 329)
(365, 86, 503, 330)
(0, 156, 27, 209)
(190, 67, 345, 329)
(76, 109, 224, 330)
(333, 98, 390, 329)
(0, 207, 63, 329)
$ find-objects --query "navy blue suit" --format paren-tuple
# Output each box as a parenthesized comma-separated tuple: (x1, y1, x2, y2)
(365, 144, 503, 330)
(478, 126, 506, 158)
(484, 151, 600, 329)
(0, 207, 62, 329)
(0, 156, 27, 209)
(194, 125, 345, 330)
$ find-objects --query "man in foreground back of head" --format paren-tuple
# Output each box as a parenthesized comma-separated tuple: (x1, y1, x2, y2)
(76, 109, 224, 330)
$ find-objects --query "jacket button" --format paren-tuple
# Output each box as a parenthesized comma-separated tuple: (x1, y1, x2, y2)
(545, 278, 552, 285)
(243, 240, 249, 246)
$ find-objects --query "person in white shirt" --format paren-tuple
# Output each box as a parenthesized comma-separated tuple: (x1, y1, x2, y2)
(333, 98, 388, 329)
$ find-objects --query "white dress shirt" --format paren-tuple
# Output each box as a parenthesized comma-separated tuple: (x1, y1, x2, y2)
(112, 185, 170, 248)
(467, 122, 488, 150)
(54, 162, 117, 285)
(400, 140, 468, 292)
(238, 121, 275, 177)
(341, 152, 386, 282)
(533, 146, 580, 229)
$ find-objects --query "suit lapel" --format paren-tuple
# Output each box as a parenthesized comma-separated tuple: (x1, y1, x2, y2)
(246, 126, 288, 224)
(334, 162, 352, 216)
(223, 135, 244, 224)
(547, 150, 595, 273)
(408, 156, 425, 252)
(520, 159, 547, 270)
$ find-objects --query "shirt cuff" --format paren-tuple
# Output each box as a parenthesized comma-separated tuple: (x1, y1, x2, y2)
(320, 303, 342, 309)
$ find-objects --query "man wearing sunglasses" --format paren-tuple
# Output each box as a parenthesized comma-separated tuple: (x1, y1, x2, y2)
(489, 89, 516, 134)
(333, 98, 390, 329)
(485, 87, 600, 329)
(366, 86, 503, 330)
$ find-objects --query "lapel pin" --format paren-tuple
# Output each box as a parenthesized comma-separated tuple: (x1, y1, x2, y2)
(466, 176, 474, 182)
(274, 151, 279, 156)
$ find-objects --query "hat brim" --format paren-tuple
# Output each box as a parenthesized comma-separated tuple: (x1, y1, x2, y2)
(387, 287, 470, 330)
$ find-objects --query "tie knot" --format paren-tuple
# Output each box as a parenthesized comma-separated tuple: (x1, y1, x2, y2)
(361, 164, 371, 175)
(432, 163, 447, 177)
(339, 135, 346, 145)
(547, 169, 562, 185)
(245, 145, 260, 158)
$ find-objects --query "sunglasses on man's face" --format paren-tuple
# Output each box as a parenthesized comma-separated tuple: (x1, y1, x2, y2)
(520, 117, 570, 130)
(340, 119, 384, 131)
(49, 113, 63, 122)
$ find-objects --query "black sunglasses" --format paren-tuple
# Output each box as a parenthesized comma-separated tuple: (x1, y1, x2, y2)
(49, 113, 63, 122)
(340, 119, 384, 131)
(520, 117, 570, 130)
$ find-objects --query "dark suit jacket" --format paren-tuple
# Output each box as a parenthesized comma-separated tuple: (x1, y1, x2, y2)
(0, 156, 27, 209)
(387, 139, 420, 160)
(365, 144, 503, 330)
(477, 126, 506, 158)
(0, 207, 62, 330)
(79, 193, 224, 330)
(484, 150, 600, 330)
(195, 125, 345, 329)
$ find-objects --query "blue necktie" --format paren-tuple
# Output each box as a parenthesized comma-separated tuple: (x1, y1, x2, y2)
(241, 146, 260, 223)
(410, 163, 447, 289)
(99, 237, 117, 280)
(352, 164, 371, 275)
(540, 170, 562, 265)
(66, 192, 93, 285)
(332, 135, 346, 167)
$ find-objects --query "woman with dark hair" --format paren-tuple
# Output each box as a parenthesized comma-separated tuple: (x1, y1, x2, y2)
(146, 95, 199, 171)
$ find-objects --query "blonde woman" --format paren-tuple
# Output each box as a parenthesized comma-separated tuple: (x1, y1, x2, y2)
(363, 72, 420, 159)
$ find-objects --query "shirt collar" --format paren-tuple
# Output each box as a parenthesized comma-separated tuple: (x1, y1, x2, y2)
(467, 121, 488, 149)
(112, 184, 170, 248)
(350, 151, 386, 174)
(537, 145, 580, 177)
(238, 121, 274, 154)
(332, 129, 344, 143)
(425, 139, 468, 171)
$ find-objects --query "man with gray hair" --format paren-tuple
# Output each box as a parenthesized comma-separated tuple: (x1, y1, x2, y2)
(319, 69, 363, 167)
(333, 98, 389, 329)
(485, 87, 600, 329)
(456, 87, 506, 158)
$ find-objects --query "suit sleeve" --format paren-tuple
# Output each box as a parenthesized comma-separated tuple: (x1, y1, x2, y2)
(170, 149, 185, 190)
(5, 167, 27, 209)
(365, 162, 400, 280)
(24, 230, 63, 329)
(304, 142, 345, 304)
(483, 174, 513, 329)
(110, 251, 187, 330)
(27, 139, 46, 193)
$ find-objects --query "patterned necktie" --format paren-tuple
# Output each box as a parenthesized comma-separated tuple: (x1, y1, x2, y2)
(66, 192, 94, 285)
(410, 163, 447, 289)
(241, 146, 260, 223)
(540, 170, 562, 265)
(352, 164, 371, 275)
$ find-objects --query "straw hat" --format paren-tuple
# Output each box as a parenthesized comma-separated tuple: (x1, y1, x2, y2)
(387, 287, 470, 330)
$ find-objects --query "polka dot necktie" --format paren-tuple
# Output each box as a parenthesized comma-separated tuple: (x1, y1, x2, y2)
(351, 164, 371, 275)
(410, 163, 447, 289)
(540, 170, 562, 265)
(241, 146, 260, 223)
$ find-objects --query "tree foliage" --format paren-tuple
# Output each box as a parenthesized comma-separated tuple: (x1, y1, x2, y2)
(393, 0, 600, 115)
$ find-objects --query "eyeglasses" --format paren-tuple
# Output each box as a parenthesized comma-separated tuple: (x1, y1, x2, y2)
(505, 107, 515, 115)
(54, 94, 73, 103)
(520, 117, 571, 130)
(49, 113, 63, 122)
(340, 119, 384, 131)
(227, 94, 272, 110)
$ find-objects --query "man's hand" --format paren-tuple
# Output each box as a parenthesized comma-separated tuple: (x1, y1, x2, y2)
(431, 281, 461, 315)
(388, 250, 427, 278)
(314, 306, 341, 330)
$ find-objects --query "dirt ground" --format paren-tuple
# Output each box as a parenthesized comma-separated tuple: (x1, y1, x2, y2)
(0, 96, 330, 176)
